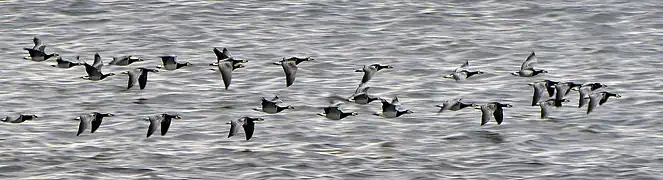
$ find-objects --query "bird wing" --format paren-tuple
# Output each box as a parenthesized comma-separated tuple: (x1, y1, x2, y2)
(578, 87, 591, 108)
(77, 114, 91, 136)
(587, 93, 603, 114)
(127, 69, 139, 89)
(92, 53, 103, 70)
(521, 52, 537, 70)
(24, 48, 45, 57)
(36, 45, 46, 52)
(492, 104, 504, 125)
(480, 105, 492, 126)
(160, 116, 171, 136)
(361, 65, 376, 83)
(138, 69, 149, 90)
(554, 84, 568, 107)
(213, 48, 232, 60)
(242, 118, 255, 140)
(90, 114, 104, 133)
(540, 100, 552, 119)
(228, 118, 241, 138)
(146, 116, 161, 138)
(283, 61, 298, 87)
(84, 63, 103, 77)
(161, 56, 176, 65)
(598, 93, 612, 105)
(218, 61, 234, 89)
(32, 36, 42, 49)
(532, 83, 545, 106)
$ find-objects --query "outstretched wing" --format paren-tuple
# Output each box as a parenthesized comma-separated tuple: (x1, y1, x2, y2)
(480, 105, 491, 126)
(126, 69, 139, 89)
(76, 115, 91, 136)
(242, 119, 255, 140)
(146, 116, 161, 138)
(283, 61, 298, 87)
(218, 61, 233, 89)
(228, 118, 241, 138)
(521, 52, 537, 70)
(214, 48, 232, 60)
(493, 105, 504, 125)
(92, 53, 103, 70)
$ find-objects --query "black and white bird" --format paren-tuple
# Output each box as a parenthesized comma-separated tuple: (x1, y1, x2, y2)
(348, 85, 380, 104)
(274, 57, 314, 87)
(475, 102, 512, 125)
(586, 92, 621, 114)
(52, 56, 83, 68)
(23, 36, 57, 61)
(356, 64, 393, 84)
(124, 68, 158, 90)
(76, 112, 114, 136)
(374, 97, 413, 118)
(158, 56, 192, 70)
(554, 82, 582, 107)
(539, 99, 569, 119)
(444, 61, 483, 81)
(146, 114, 182, 138)
(318, 102, 358, 120)
(1, 114, 38, 123)
(212, 48, 248, 89)
(511, 52, 547, 77)
(82, 53, 115, 81)
(108, 55, 144, 66)
(436, 98, 475, 113)
(254, 95, 294, 114)
(577, 83, 607, 108)
(228, 117, 264, 140)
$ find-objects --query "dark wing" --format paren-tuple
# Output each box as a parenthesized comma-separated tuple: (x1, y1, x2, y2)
(33, 36, 42, 49)
(521, 52, 537, 70)
(160, 116, 171, 136)
(36, 45, 46, 52)
(587, 93, 602, 114)
(532, 83, 544, 106)
(218, 61, 233, 89)
(283, 61, 298, 87)
(492, 105, 504, 125)
(242, 119, 255, 140)
(138, 69, 149, 90)
(599, 93, 611, 105)
(24, 48, 44, 57)
(84, 64, 102, 77)
(161, 56, 176, 65)
(92, 53, 103, 70)
(90, 114, 103, 133)
(213, 48, 232, 60)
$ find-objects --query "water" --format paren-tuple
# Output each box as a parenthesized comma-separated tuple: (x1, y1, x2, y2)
(1, 0, 662, 179)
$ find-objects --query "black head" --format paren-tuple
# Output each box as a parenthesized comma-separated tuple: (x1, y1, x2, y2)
(588, 83, 607, 90)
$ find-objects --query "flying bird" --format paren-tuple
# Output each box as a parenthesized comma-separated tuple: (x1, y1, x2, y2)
(577, 83, 607, 108)
(348, 85, 380, 104)
(1, 114, 38, 123)
(82, 53, 115, 80)
(436, 98, 475, 113)
(255, 95, 294, 114)
(146, 114, 182, 138)
(158, 56, 192, 70)
(445, 61, 483, 81)
(108, 55, 144, 66)
(124, 68, 158, 90)
(228, 117, 264, 140)
(356, 64, 393, 83)
(511, 52, 547, 77)
(374, 97, 413, 118)
(52, 56, 83, 68)
(212, 48, 248, 89)
(475, 102, 512, 125)
(586, 92, 621, 114)
(554, 82, 582, 107)
(318, 102, 358, 120)
(76, 112, 114, 136)
(274, 57, 314, 87)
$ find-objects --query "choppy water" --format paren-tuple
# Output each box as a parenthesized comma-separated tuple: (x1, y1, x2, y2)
(1, 0, 662, 179)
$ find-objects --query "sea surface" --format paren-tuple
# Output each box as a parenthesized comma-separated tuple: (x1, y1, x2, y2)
(1, 0, 662, 179)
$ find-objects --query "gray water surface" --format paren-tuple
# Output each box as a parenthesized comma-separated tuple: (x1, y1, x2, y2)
(1, 0, 662, 179)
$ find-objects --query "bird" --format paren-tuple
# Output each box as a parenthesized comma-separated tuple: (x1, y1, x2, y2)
(374, 97, 413, 118)
(475, 102, 512, 125)
(318, 102, 358, 120)
(511, 52, 547, 77)
(108, 55, 144, 66)
(228, 116, 264, 140)
(255, 95, 294, 114)
(436, 98, 475, 113)
(76, 112, 114, 136)
(124, 68, 158, 90)
(158, 56, 192, 70)
(355, 64, 393, 84)
(82, 53, 115, 81)
(529, 81, 548, 106)
(212, 48, 248, 90)
(146, 114, 182, 138)
(348, 85, 380, 104)
(444, 61, 483, 81)
(577, 83, 607, 108)
(539, 99, 569, 119)
(274, 57, 314, 87)
(1, 114, 38, 123)
(554, 82, 582, 107)
(586, 91, 621, 114)
(23, 37, 57, 61)
(51, 56, 83, 68)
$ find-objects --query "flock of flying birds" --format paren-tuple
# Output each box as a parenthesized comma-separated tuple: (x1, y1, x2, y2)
(2, 37, 621, 140)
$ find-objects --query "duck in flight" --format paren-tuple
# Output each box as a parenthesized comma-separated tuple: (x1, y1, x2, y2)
(436, 98, 475, 113)
(23, 37, 57, 61)
(2, 114, 38, 123)
(318, 102, 358, 120)
(124, 68, 159, 90)
(212, 48, 248, 90)
(356, 64, 392, 84)
(254, 95, 294, 114)
(577, 83, 607, 108)
(529, 80, 559, 106)
(511, 52, 547, 77)
(52, 56, 83, 68)
(539, 98, 569, 119)
(228, 116, 264, 140)
(108, 55, 144, 66)
(374, 97, 413, 118)
(274, 57, 314, 87)
(82, 53, 115, 81)
(146, 113, 182, 138)
(158, 56, 192, 70)
(475, 102, 512, 125)
(586, 92, 621, 114)
(348, 85, 380, 104)
(76, 112, 114, 136)
(554, 82, 582, 107)
(445, 61, 483, 81)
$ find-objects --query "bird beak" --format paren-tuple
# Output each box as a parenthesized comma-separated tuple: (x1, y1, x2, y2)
(615, 94, 622, 98)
